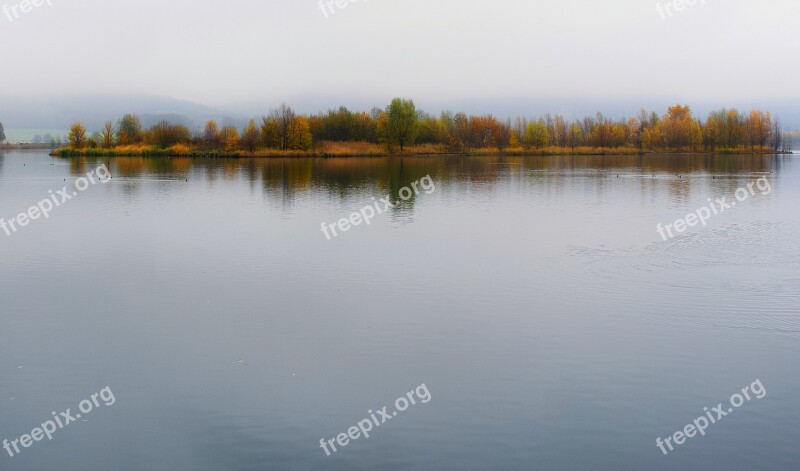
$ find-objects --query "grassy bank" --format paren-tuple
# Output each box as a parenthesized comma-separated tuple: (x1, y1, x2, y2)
(50, 142, 791, 158)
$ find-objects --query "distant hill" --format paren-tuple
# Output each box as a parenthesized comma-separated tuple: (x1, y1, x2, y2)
(0, 94, 240, 136)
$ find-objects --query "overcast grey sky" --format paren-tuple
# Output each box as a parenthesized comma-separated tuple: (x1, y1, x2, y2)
(1, 0, 798, 107)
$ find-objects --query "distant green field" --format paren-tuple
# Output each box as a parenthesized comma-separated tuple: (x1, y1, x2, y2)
(3, 129, 69, 143)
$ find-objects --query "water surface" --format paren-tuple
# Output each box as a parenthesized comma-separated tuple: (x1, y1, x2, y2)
(1, 151, 798, 470)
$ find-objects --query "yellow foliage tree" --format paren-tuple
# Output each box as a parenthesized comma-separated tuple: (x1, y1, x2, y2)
(662, 104, 695, 150)
(288, 116, 313, 150)
(241, 119, 260, 152)
(68, 122, 87, 148)
(220, 126, 239, 152)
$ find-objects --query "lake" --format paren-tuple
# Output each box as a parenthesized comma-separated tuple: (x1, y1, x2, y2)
(1, 151, 798, 470)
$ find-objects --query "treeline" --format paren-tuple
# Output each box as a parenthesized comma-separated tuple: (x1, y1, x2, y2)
(65, 99, 792, 155)
(32, 133, 68, 147)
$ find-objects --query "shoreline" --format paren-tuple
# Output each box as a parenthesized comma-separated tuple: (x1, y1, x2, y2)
(49, 148, 794, 159)
(1, 143, 55, 151)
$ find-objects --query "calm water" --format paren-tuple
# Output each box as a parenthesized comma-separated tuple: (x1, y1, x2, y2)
(1, 151, 798, 470)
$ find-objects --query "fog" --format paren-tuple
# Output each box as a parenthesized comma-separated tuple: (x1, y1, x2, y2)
(1, 0, 797, 107)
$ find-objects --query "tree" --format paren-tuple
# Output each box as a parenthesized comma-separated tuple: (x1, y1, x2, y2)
(241, 119, 260, 152)
(662, 104, 694, 150)
(643, 125, 664, 150)
(101, 122, 115, 148)
(0, 122, 5, 143)
(320, 106, 366, 142)
(453, 112, 471, 152)
(590, 113, 613, 148)
(416, 112, 440, 145)
(745, 110, 772, 150)
(553, 114, 568, 147)
(269, 104, 296, 150)
(495, 120, 512, 151)
(436, 111, 457, 149)
(149, 121, 192, 148)
(381, 98, 418, 152)
(703, 110, 724, 151)
(352, 111, 378, 143)
(567, 122, 584, 150)
(376, 112, 392, 151)
(220, 126, 239, 152)
(260, 117, 282, 149)
(33, 134, 43, 144)
(725, 109, 745, 148)
(468, 115, 504, 149)
(117, 114, 143, 145)
(68, 122, 87, 148)
(610, 120, 628, 147)
(202, 121, 221, 149)
(771, 118, 783, 152)
(287, 116, 313, 150)
(524, 120, 549, 149)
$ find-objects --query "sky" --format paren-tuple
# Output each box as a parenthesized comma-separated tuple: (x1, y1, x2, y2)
(0, 0, 798, 108)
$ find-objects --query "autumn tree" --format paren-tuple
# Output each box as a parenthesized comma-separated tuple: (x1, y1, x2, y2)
(269, 104, 296, 150)
(453, 112, 471, 152)
(202, 121, 221, 149)
(524, 120, 549, 149)
(352, 111, 378, 143)
(220, 126, 239, 152)
(68, 122, 87, 148)
(465, 115, 509, 150)
(117, 114, 143, 145)
(588, 113, 613, 148)
(307, 114, 326, 147)
(607, 120, 627, 147)
(321, 106, 353, 141)
(567, 122, 583, 149)
(287, 116, 313, 150)
(100, 122, 115, 148)
(240, 119, 260, 152)
(416, 112, 441, 145)
(379, 98, 418, 152)
(553, 115, 568, 147)
(436, 111, 458, 150)
(626, 117, 641, 149)
(746, 110, 772, 150)
(468, 115, 497, 149)
(703, 110, 724, 151)
(495, 120, 512, 151)
(643, 124, 664, 150)
(149, 121, 192, 148)
(662, 105, 695, 150)
(725, 110, 745, 148)
(260, 116, 282, 149)
(544, 114, 555, 146)
(316, 106, 377, 142)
